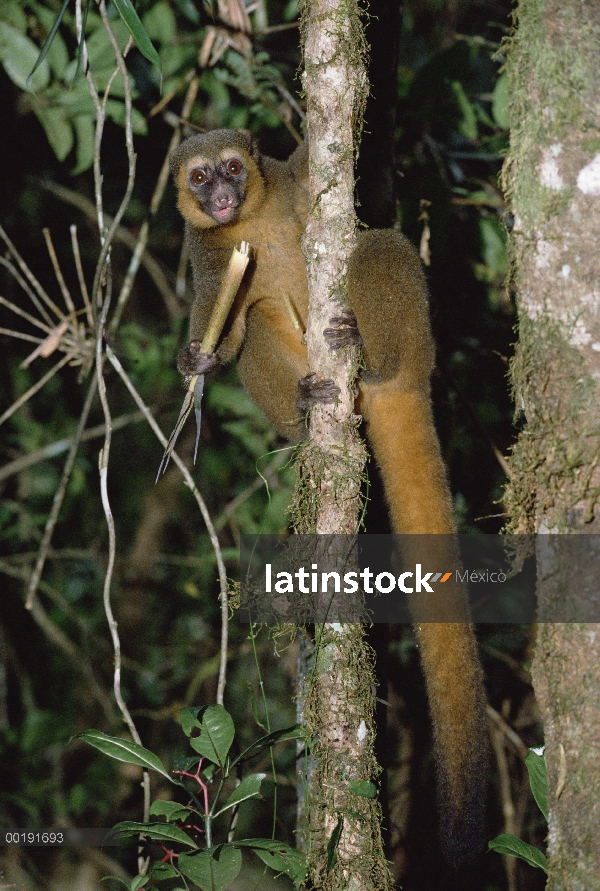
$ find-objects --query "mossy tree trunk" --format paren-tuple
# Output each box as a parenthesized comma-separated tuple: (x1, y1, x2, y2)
(505, 1, 600, 885)
(293, 2, 393, 889)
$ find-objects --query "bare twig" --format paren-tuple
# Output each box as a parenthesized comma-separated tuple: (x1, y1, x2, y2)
(109, 70, 201, 333)
(90, 6, 151, 858)
(105, 346, 230, 707)
(25, 377, 98, 608)
(38, 180, 183, 319)
(0, 353, 72, 428)
(43, 227, 77, 315)
(70, 225, 94, 328)
(0, 224, 64, 322)
(0, 408, 148, 483)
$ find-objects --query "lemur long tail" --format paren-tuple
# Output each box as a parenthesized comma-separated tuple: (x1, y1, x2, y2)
(362, 382, 488, 863)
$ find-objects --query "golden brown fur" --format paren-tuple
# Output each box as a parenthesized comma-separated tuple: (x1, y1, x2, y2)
(171, 129, 487, 863)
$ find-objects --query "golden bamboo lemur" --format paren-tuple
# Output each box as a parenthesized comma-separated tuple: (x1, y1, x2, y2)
(171, 129, 487, 864)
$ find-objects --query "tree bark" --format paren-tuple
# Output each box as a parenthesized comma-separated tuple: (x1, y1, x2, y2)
(294, 2, 392, 889)
(505, 1, 600, 885)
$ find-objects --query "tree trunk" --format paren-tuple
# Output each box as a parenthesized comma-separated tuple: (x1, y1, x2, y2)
(294, 2, 392, 889)
(505, 1, 600, 885)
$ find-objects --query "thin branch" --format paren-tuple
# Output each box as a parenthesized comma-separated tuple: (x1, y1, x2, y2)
(26, 377, 98, 608)
(38, 180, 182, 319)
(109, 71, 201, 333)
(90, 5, 151, 853)
(0, 353, 72, 428)
(0, 224, 64, 322)
(105, 346, 230, 707)
(43, 227, 77, 315)
(0, 408, 149, 483)
(0, 292, 55, 335)
(0, 327, 43, 345)
(70, 225, 94, 328)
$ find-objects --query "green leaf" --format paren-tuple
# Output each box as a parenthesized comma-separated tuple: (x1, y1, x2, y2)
(149, 800, 191, 822)
(235, 840, 307, 888)
(131, 876, 150, 891)
(326, 816, 343, 871)
(492, 71, 509, 130)
(26, 0, 70, 87)
(0, 2, 28, 33)
(525, 748, 548, 821)
(115, 821, 198, 849)
(348, 780, 376, 799)
(451, 80, 478, 142)
(180, 706, 205, 737)
(232, 724, 302, 767)
(214, 773, 265, 817)
(32, 2, 71, 80)
(33, 105, 74, 161)
(488, 834, 548, 873)
(172, 0, 200, 23)
(189, 705, 235, 768)
(105, 99, 148, 135)
(75, 730, 173, 782)
(72, 114, 95, 173)
(142, 1, 176, 44)
(150, 861, 180, 879)
(111, 0, 160, 68)
(0, 22, 50, 91)
(178, 846, 242, 891)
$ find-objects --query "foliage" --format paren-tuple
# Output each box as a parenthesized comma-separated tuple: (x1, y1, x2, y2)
(489, 748, 548, 874)
(79, 705, 307, 890)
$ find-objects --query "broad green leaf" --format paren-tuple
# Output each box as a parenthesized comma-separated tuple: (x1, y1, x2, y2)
(214, 773, 265, 817)
(115, 821, 198, 849)
(131, 876, 150, 891)
(0, 2, 28, 34)
(232, 724, 302, 767)
(348, 780, 376, 799)
(149, 800, 191, 822)
(72, 114, 95, 174)
(180, 706, 204, 737)
(525, 748, 548, 821)
(100, 877, 129, 889)
(112, 0, 160, 68)
(86, 18, 130, 69)
(189, 705, 235, 768)
(0, 22, 50, 91)
(150, 861, 181, 879)
(492, 71, 509, 130)
(75, 729, 173, 782)
(488, 834, 548, 873)
(237, 839, 308, 888)
(178, 846, 242, 891)
(105, 99, 148, 135)
(142, 1, 176, 44)
(34, 105, 74, 161)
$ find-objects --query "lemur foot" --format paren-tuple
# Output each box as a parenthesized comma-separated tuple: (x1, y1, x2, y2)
(296, 372, 341, 415)
(177, 340, 220, 376)
(324, 310, 362, 349)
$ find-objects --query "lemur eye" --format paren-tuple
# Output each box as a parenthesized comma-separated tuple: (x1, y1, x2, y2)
(190, 169, 206, 186)
(226, 159, 242, 176)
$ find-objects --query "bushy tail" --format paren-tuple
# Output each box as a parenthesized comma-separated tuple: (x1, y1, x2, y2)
(362, 383, 488, 863)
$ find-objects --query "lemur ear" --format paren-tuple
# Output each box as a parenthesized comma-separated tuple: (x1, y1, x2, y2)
(238, 129, 261, 162)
